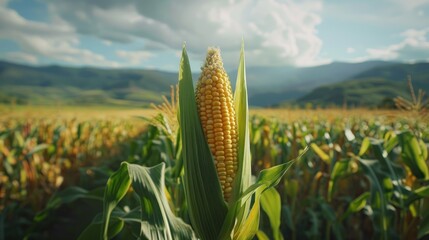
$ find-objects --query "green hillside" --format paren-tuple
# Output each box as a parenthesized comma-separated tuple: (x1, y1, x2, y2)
(0, 61, 177, 106)
(297, 63, 429, 107)
(1, 60, 426, 107)
(246, 61, 393, 106)
(1, 60, 395, 107)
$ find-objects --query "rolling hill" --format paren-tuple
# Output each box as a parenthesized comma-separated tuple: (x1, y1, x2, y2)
(0, 61, 178, 106)
(297, 62, 429, 107)
(243, 61, 394, 106)
(1, 60, 426, 107)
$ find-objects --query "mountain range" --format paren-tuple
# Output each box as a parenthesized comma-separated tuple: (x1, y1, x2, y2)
(0, 60, 427, 107)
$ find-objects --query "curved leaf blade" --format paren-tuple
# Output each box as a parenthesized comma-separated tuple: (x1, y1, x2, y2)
(126, 163, 196, 240)
(233, 42, 252, 201)
(261, 188, 283, 240)
(102, 163, 131, 239)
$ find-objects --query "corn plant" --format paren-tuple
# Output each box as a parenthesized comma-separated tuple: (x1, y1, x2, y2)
(0, 118, 143, 239)
(394, 76, 428, 118)
(79, 44, 307, 240)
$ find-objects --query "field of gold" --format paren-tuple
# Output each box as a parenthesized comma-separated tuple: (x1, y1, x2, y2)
(0, 104, 415, 122)
(1, 105, 427, 239)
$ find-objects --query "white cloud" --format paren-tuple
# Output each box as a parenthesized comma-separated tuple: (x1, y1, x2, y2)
(353, 28, 429, 62)
(346, 47, 355, 54)
(0, 4, 121, 67)
(46, 0, 327, 67)
(102, 40, 112, 46)
(324, 0, 429, 29)
(6, 52, 38, 64)
(116, 50, 153, 65)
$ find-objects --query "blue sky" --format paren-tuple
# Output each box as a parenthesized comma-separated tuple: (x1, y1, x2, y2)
(0, 0, 428, 71)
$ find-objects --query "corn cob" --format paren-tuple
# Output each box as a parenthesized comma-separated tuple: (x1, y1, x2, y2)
(195, 48, 238, 201)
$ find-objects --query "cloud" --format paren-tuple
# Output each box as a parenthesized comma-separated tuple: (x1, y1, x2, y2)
(346, 47, 355, 54)
(6, 52, 38, 64)
(46, 0, 327, 67)
(0, 3, 120, 67)
(116, 50, 153, 65)
(354, 28, 429, 62)
(324, 0, 429, 29)
(102, 40, 112, 46)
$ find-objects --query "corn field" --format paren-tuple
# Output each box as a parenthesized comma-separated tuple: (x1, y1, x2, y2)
(1, 46, 429, 240)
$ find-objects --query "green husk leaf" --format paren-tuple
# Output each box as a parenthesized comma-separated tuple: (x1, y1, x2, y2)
(231, 41, 253, 236)
(178, 45, 228, 240)
(233, 42, 252, 201)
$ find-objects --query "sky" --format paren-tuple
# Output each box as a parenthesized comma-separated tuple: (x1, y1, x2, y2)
(0, 0, 428, 71)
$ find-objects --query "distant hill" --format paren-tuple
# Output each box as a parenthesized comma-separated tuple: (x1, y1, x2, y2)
(0, 61, 178, 106)
(245, 61, 394, 106)
(1, 59, 420, 107)
(296, 62, 429, 107)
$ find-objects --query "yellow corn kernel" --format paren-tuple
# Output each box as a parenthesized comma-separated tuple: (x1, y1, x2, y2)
(196, 48, 238, 201)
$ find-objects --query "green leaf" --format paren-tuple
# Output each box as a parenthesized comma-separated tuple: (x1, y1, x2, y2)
(359, 137, 371, 156)
(420, 139, 428, 161)
(102, 163, 131, 239)
(310, 143, 330, 164)
(415, 185, 429, 197)
(26, 143, 50, 156)
(126, 163, 196, 239)
(79, 217, 124, 240)
(370, 140, 406, 207)
(261, 188, 283, 240)
(418, 211, 429, 239)
(35, 186, 103, 222)
(281, 206, 293, 231)
(231, 42, 253, 235)
(306, 209, 320, 238)
(358, 159, 389, 239)
(397, 131, 429, 180)
(383, 131, 398, 153)
(341, 192, 370, 220)
(256, 230, 270, 240)
(234, 188, 263, 240)
(233, 42, 252, 201)
(219, 149, 308, 240)
(319, 201, 343, 240)
(178, 45, 228, 240)
(328, 160, 350, 202)
(405, 185, 429, 206)
(96, 162, 196, 240)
